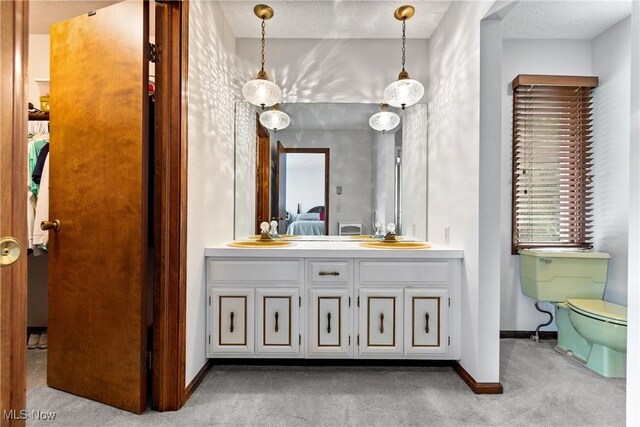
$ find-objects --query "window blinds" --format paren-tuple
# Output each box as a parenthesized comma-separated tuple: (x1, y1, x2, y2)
(511, 74, 598, 253)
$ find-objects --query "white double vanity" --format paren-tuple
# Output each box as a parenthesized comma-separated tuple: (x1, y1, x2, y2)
(205, 241, 462, 361)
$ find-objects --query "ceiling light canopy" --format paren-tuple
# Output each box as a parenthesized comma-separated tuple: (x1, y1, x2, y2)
(383, 5, 424, 110)
(260, 104, 291, 132)
(242, 4, 283, 109)
(369, 104, 400, 133)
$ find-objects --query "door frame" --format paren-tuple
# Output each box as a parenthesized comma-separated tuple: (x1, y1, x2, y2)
(1, 0, 29, 423)
(1, 0, 192, 417)
(276, 146, 331, 235)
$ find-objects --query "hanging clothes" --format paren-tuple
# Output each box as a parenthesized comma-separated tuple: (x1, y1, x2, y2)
(32, 143, 49, 185)
(32, 155, 50, 251)
(28, 136, 48, 197)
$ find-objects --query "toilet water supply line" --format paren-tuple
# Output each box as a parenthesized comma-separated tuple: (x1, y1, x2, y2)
(532, 301, 554, 342)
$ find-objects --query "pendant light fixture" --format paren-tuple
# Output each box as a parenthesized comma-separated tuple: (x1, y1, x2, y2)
(260, 104, 291, 132)
(242, 4, 282, 109)
(369, 104, 400, 133)
(383, 5, 424, 110)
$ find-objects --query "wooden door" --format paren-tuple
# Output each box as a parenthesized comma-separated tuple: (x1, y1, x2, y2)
(255, 116, 270, 233)
(358, 288, 403, 356)
(309, 289, 350, 357)
(47, 1, 149, 413)
(256, 288, 300, 354)
(0, 1, 29, 423)
(275, 142, 287, 233)
(404, 288, 448, 355)
(210, 288, 254, 354)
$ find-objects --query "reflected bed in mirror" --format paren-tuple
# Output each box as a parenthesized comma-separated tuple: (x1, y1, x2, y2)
(234, 102, 427, 240)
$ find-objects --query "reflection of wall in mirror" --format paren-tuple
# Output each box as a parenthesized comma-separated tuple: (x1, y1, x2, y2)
(274, 129, 372, 235)
(371, 132, 396, 229)
(401, 104, 428, 240)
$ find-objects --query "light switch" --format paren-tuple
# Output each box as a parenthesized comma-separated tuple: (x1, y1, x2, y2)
(336, 186, 342, 195)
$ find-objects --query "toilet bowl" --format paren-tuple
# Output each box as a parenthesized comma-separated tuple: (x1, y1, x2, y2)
(519, 249, 627, 378)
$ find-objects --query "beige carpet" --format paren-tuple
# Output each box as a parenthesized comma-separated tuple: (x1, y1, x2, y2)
(26, 339, 625, 426)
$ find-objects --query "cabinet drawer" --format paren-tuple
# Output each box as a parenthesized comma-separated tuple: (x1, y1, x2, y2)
(359, 261, 449, 284)
(209, 260, 301, 284)
(309, 261, 351, 285)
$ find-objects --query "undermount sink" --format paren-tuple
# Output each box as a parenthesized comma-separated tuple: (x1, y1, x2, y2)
(228, 240, 294, 248)
(360, 241, 431, 249)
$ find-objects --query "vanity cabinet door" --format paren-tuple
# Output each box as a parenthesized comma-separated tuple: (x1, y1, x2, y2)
(256, 288, 300, 354)
(308, 289, 351, 357)
(358, 288, 403, 355)
(210, 288, 254, 354)
(404, 288, 448, 355)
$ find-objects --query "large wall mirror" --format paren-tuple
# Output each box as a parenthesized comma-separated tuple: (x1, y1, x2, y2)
(234, 102, 427, 239)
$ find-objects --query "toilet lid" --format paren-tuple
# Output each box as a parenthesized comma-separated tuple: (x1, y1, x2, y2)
(567, 299, 627, 325)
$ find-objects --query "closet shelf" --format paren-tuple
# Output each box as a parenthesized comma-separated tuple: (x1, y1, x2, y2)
(28, 111, 49, 121)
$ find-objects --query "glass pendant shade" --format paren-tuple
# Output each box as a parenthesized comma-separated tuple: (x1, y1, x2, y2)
(369, 110, 400, 133)
(260, 108, 290, 131)
(383, 78, 424, 110)
(242, 77, 282, 108)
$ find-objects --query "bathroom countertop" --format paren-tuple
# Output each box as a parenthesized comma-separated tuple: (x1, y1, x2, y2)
(205, 240, 463, 259)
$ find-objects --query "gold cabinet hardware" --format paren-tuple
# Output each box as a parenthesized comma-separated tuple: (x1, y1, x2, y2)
(0, 237, 22, 267)
(41, 219, 61, 232)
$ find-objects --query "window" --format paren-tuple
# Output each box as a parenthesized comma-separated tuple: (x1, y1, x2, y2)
(511, 74, 598, 254)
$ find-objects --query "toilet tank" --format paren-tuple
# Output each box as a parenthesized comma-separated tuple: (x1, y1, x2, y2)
(519, 249, 610, 302)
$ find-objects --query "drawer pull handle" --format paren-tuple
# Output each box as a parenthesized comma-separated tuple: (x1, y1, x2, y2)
(230, 312, 234, 333)
(319, 271, 340, 276)
(275, 311, 279, 333)
(379, 312, 384, 334)
(327, 312, 332, 334)
(425, 312, 430, 334)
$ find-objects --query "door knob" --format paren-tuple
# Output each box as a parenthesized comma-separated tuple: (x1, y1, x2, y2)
(41, 219, 61, 232)
(0, 237, 22, 267)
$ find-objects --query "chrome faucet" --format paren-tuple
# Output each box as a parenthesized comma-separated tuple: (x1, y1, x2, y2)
(269, 220, 280, 238)
(258, 222, 274, 240)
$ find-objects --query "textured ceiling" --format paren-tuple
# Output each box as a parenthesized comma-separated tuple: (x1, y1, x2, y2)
(503, 0, 632, 39)
(219, 1, 451, 39)
(29, 0, 155, 35)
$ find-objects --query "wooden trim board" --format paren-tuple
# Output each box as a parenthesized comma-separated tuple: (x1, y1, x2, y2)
(453, 363, 504, 395)
(183, 360, 213, 402)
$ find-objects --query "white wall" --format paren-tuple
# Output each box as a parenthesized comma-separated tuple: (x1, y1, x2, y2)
(500, 39, 593, 331)
(275, 129, 373, 234)
(401, 104, 428, 240)
(371, 132, 396, 227)
(286, 154, 325, 214)
(236, 38, 429, 104)
(428, 0, 496, 382)
(627, 2, 640, 425)
(28, 35, 50, 106)
(234, 102, 257, 238)
(592, 17, 632, 306)
(186, 0, 237, 385)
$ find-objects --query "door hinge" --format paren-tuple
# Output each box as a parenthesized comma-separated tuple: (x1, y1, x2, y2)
(148, 43, 158, 63)
(348, 335, 351, 345)
(448, 298, 450, 307)
(348, 296, 351, 307)
(299, 334, 301, 345)
(209, 296, 211, 306)
(299, 296, 302, 307)
(357, 334, 360, 346)
(448, 336, 450, 346)
(147, 350, 152, 370)
(209, 335, 211, 345)
(357, 296, 360, 307)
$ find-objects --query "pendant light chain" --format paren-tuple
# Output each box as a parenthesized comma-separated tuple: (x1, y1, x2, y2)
(401, 18, 406, 72)
(260, 18, 266, 72)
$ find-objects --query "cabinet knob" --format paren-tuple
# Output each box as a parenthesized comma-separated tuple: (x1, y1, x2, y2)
(319, 271, 340, 276)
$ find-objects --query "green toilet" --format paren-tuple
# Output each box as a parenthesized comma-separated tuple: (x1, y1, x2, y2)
(519, 249, 627, 378)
